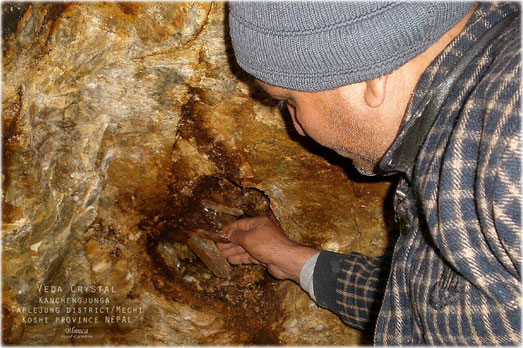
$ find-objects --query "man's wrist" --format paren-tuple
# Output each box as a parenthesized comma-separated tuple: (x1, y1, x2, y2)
(280, 245, 319, 283)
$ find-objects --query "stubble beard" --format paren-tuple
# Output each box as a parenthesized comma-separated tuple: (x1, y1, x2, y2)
(331, 145, 379, 176)
(325, 102, 381, 176)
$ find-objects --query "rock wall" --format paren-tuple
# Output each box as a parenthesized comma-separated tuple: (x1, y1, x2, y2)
(2, 2, 397, 345)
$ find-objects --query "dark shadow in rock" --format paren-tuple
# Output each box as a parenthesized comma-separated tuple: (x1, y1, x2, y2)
(2, 2, 30, 40)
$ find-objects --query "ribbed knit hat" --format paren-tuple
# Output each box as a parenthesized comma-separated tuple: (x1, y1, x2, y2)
(229, 2, 474, 92)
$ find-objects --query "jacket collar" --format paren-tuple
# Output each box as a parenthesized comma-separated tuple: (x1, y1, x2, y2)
(377, 3, 518, 182)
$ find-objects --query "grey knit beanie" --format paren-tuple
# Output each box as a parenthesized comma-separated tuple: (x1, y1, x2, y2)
(229, 1, 474, 92)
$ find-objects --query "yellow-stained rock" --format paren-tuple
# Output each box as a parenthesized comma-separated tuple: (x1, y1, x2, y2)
(2, 2, 397, 345)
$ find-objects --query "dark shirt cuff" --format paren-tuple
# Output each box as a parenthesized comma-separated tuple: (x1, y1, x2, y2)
(313, 250, 346, 312)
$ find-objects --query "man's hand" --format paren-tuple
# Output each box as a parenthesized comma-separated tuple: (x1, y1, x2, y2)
(216, 216, 318, 283)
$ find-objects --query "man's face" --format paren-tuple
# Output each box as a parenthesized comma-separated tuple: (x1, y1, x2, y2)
(257, 80, 404, 175)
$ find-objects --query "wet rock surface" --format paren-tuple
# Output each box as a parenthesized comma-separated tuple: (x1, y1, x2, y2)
(2, 2, 398, 345)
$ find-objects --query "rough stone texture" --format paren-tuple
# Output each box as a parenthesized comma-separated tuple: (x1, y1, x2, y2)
(2, 2, 397, 345)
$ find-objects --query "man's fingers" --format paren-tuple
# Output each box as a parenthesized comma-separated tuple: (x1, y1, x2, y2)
(220, 245, 246, 258)
(228, 253, 255, 265)
(218, 242, 262, 266)
(221, 249, 262, 265)
(219, 215, 278, 267)
(225, 227, 246, 245)
(222, 216, 269, 235)
(227, 254, 242, 265)
(216, 242, 236, 251)
(222, 217, 258, 234)
(248, 256, 261, 264)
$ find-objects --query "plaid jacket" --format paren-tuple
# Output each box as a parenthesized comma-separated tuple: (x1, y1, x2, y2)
(312, 3, 521, 345)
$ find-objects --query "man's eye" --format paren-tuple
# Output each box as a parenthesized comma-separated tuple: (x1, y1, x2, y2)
(277, 100, 287, 110)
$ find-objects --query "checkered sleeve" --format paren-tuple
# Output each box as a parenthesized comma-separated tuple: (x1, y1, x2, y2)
(313, 251, 391, 332)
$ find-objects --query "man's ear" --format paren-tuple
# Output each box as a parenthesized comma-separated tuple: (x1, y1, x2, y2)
(364, 75, 388, 108)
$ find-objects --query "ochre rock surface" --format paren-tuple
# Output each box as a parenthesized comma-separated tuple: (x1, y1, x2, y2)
(2, 2, 397, 345)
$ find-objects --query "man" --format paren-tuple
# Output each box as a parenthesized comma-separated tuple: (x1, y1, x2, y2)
(217, 2, 521, 345)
